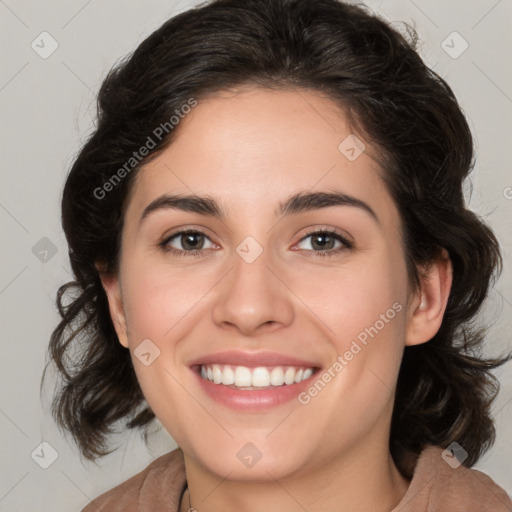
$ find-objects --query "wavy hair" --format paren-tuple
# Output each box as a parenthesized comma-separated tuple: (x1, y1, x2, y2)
(42, 0, 512, 474)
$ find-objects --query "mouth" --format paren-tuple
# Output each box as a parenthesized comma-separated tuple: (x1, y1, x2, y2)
(189, 351, 321, 410)
(198, 364, 315, 389)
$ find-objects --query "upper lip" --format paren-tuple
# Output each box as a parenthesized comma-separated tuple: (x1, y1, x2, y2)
(189, 350, 321, 368)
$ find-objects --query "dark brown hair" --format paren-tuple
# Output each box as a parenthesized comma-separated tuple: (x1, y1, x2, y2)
(42, 0, 512, 475)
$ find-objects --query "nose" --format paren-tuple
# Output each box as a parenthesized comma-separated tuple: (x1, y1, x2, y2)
(211, 246, 294, 337)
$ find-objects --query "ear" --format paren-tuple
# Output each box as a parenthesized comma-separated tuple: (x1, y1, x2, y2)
(95, 262, 129, 348)
(405, 248, 453, 346)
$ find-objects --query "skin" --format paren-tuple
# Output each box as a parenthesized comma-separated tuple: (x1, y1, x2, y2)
(98, 87, 452, 512)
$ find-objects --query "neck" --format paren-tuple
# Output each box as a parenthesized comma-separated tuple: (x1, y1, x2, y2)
(179, 438, 410, 512)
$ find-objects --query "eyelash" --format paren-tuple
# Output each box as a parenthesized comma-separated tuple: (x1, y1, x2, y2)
(158, 228, 353, 258)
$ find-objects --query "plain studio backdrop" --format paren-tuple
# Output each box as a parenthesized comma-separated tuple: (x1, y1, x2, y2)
(1, 0, 511, 510)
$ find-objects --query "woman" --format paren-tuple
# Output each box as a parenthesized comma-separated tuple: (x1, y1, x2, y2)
(44, 0, 512, 510)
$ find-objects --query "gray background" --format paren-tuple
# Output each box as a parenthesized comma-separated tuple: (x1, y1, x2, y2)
(1, 0, 511, 510)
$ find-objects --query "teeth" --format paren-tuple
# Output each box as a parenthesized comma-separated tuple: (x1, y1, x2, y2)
(199, 364, 315, 388)
(270, 367, 285, 386)
(303, 368, 313, 380)
(234, 366, 252, 387)
(284, 367, 295, 385)
(222, 365, 235, 385)
(212, 364, 223, 384)
(251, 367, 270, 387)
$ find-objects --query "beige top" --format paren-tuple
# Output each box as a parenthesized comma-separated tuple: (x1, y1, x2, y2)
(81, 444, 511, 511)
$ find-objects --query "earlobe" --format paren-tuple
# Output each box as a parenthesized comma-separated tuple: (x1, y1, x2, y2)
(405, 248, 453, 346)
(95, 263, 129, 348)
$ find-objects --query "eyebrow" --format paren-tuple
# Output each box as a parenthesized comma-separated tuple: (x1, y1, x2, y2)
(139, 191, 379, 225)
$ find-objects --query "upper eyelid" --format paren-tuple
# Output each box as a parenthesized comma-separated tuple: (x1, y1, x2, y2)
(161, 226, 215, 243)
(162, 229, 216, 248)
(299, 227, 353, 244)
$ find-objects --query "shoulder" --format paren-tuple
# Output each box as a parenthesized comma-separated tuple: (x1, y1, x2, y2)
(81, 448, 187, 512)
(394, 444, 512, 512)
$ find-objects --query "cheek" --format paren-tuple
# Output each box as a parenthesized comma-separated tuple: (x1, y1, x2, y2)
(297, 254, 407, 348)
(296, 248, 408, 398)
(118, 263, 205, 437)
(122, 259, 214, 343)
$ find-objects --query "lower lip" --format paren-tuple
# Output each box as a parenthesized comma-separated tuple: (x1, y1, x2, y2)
(193, 367, 318, 411)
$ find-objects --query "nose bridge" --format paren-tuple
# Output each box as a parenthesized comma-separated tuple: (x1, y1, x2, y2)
(211, 238, 294, 334)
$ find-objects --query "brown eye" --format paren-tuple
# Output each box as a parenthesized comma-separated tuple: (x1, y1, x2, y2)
(160, 230, 215, 256)
(295, 230, 353, 256)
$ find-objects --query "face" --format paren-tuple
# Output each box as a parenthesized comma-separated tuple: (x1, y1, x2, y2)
(100, 87, 449, 481)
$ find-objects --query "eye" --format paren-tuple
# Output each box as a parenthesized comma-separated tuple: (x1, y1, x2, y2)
(294, 229, 353, 257)
(158, 228, 353, 258)
(159, 229, 216, 257)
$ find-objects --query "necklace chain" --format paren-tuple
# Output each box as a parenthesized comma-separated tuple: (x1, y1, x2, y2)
(187, 487, 196, 512)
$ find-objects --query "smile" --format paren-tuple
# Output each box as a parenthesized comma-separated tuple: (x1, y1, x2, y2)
(189, 350, 321, 410)
(200, 364, 314, 389)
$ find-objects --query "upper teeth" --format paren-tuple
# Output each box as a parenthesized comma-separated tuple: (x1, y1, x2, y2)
(200, 364, 314, 388)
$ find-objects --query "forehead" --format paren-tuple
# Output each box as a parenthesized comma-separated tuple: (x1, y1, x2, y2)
(125, 87, 398, 228)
